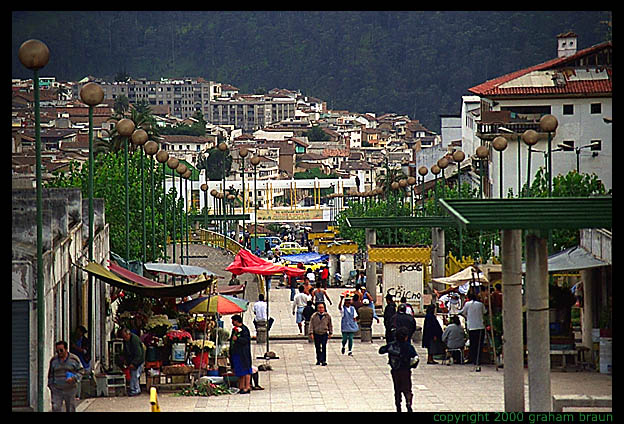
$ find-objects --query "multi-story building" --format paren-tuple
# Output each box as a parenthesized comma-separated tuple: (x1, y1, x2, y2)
(99, 78, 221, 120)
(209, 95, 296, 132)
(468, 33, 612, 197)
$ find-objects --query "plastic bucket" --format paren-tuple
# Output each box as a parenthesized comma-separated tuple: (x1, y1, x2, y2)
(171, 343, 186, 362)
(599, 337, 612, 374)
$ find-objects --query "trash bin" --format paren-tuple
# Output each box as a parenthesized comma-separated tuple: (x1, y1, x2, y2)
(256, 320, 267, 344)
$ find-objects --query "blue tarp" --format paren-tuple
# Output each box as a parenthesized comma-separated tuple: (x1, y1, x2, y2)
(280, 252, 328, 265)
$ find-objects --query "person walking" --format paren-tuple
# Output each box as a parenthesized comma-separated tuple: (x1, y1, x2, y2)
(379, 327, 419, 412)
(320, 265, 330, 288)
(458, 292, 486, 371)
(391, 303, 416, 341)
(302, 300, 315, 342)
(48, 340, 83, 412)
(422, 304, 444, 364)
(312, 282, 333, 307)
(383, 294, 397, 342)
(338, 294, 359, 356)
(118, 327, 145, 396)
(288, 273, 298, 301)
(308, 303, 333, 366)
(292, 285, 311, 334)
(357, 298, 374, 339)
(230, 314, 253, 394)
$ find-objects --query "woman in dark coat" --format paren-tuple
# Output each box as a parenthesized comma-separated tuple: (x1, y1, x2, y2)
(422, 304, 443, 364)
(230, 315, 253, 394)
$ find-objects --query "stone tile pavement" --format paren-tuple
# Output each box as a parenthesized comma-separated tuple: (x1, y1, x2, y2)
(77, 244, 612, 412)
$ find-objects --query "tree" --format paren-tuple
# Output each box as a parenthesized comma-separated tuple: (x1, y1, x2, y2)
(303, 125, 330, 141)
(113, 94, 130, 116)
(524, 168, 610, 251)
(95, 101, 160, 155)
(196, 148, 232, 181)
(45, 151, 185, 262)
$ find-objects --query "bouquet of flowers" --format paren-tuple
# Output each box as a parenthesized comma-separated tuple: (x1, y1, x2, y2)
(141, 332, 164, 348)
(144, 314, 173, 338)
(188, 315, 213, 333)
(114, 310, 149, 332)
(189, 339, 216, 354)
(165, 329, 193, 344)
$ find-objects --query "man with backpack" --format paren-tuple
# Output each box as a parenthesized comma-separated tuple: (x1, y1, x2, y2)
(379, 326, 419, 412)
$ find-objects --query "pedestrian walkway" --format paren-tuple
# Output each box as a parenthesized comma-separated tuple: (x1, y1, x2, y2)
(77, 279, 612, 412)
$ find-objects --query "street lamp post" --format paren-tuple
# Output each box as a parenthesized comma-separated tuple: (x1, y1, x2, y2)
(407, 176, 417, 215)
(218, 143, 229, 251)
(116, 118, 136, 263)
(418, 166, 428, 216)
(430, 164, 441, 212)
(539, 115, 558, 197)
(166, 157, 179, 280)
(156, 150, 169, 263)
(176, 163, 188, 266)
(250, 156, 261, 251)
(144, 141, 159, 261)
(521, 130, 539, 196)
(201, 183, 208, 231)
(476, 145, 489, 199)
(19, 38, 50, 413)
(475, 145, 489, 263)
(183, 169, 192, 265)
(79, 82, 104, 398)
(437, 157, 449, 200)
(131, 129, 148, 263)
(239, 147, 249, 237)
(452, 150, 465, 197)
(492, 137, 508, 198)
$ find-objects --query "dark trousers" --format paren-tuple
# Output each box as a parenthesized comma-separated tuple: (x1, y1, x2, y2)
(390, 369, 413, 410)
(468, 329, 485, 365)
(313, 333, 328, 364)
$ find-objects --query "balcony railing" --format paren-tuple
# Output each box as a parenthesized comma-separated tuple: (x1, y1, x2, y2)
(476, 121, 541, 139)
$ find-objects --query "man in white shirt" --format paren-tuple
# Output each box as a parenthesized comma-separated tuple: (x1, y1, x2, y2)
(457, 292, 486, 371)
(253, 294, 273, 332)
(306, 268, 316, 283)
(292, 285, 311, 334)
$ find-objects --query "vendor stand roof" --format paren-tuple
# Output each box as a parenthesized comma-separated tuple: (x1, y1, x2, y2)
(82, 262, 211, 298)
(439, 197, 612, 231)
(346, 216, 455, 229)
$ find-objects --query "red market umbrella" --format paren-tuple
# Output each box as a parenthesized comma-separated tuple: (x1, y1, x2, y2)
(226, 248, 305, 277)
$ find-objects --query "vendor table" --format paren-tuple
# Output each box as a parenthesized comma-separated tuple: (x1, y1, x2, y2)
(550, 349, 577, 371)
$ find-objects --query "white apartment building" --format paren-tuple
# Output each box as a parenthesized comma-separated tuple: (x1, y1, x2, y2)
(467, 35, 612, 198)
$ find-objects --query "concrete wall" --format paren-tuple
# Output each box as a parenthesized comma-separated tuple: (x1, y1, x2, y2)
(12, 187, 110, 411)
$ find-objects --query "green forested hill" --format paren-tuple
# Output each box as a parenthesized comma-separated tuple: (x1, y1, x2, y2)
(12, 11, 610, 131)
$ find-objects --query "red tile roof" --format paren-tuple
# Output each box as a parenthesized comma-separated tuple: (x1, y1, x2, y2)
(468, 41, 612, 97)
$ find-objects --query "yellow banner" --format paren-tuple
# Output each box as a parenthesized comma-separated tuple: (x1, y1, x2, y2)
(257, 208, 323, 222)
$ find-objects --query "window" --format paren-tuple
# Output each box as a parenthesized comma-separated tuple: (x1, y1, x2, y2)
(590, 140, 601, 151)
(590, 103, 602, 114)
(563, 104, 574, 115)
(561, 140, 575, 151)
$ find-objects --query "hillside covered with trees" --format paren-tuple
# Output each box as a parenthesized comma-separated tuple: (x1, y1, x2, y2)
(12, 11, 610, 131)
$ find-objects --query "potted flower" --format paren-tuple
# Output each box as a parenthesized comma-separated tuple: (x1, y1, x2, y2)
(189, 339, 216, 370)
(145, 314, 173, 338)
(165, 329, 193, 362)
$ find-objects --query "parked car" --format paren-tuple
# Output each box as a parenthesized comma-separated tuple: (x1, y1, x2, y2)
(275, 241, 307, 255)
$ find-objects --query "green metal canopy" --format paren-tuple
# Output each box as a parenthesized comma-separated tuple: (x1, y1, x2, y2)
(439, 197, 612, 231)
(346, 216, 455, 229)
